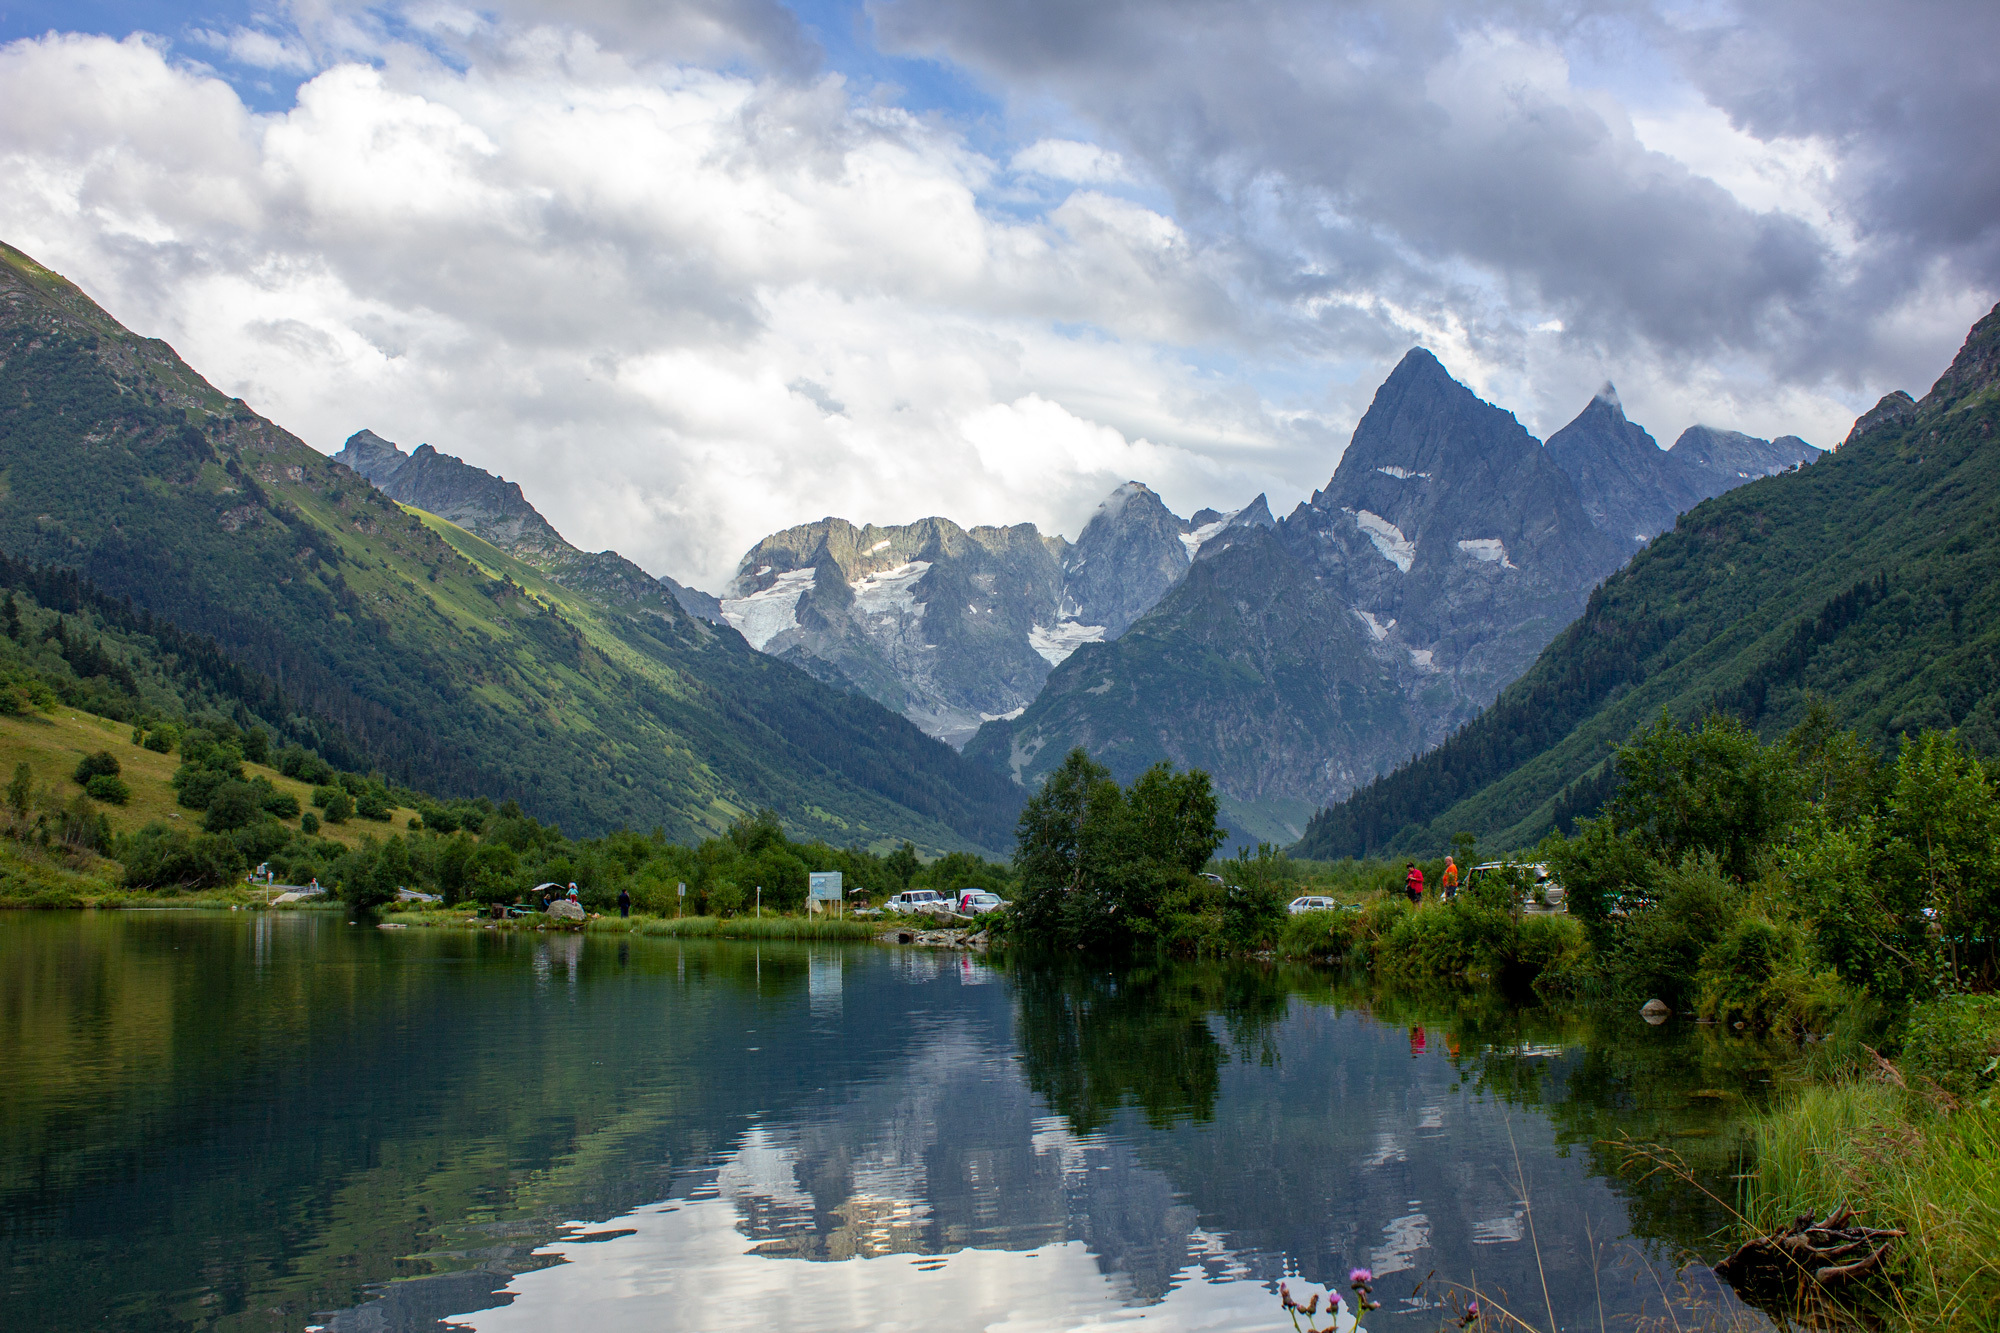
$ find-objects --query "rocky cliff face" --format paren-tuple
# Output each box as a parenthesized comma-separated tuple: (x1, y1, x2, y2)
(722, 485, 1268, 746)
(1284, 349, 1630, 710)
(967, 349, 1638, 842)
(1545, 387, 1710, 548)
(333, 430, 722, 621)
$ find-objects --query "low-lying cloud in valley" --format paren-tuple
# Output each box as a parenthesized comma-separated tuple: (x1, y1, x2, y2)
(1, 0, 1993, 590)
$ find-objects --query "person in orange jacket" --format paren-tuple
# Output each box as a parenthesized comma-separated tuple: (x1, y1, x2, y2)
(1441, 856, 1459, 900)
(1404, 861, 1424, 904)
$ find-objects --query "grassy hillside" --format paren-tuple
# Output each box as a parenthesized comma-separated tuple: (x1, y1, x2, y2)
(0, 709, 416, 848)
(0, 241, 1019, 854)
(1297, 302, 2000, 858)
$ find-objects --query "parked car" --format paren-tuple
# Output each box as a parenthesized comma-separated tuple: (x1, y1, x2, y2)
(956, 890, 1009, 915)
(884, 889, 949, 914)
(1287, 895, 1341, 914)
(1465, 862, 1565, 908)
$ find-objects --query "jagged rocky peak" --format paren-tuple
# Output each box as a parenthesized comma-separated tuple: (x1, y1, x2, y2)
(334, 429, 409, 484)
(1062, 481, 1197, 637)
(1181, 494, 1278, 560)
(1671, 425, 1822, 489)
(333, 429, 563, 554)
(1545, 383, 1705, 548)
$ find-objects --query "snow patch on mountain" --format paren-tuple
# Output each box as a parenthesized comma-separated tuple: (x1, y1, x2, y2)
(867, 539, 891, 553)
(850, 561, 929, 617)
(1409, 648, 1436, 669)
(1030, 620, 1107, 666)
(721, 568, 816, 650)
(1456, 538, 1517, 568)
(1351, 510, 1416, 573)
(1179, 518, 1228, 559)
(1376, 466, 1431, 481)
(1352, 609, 1396, 641)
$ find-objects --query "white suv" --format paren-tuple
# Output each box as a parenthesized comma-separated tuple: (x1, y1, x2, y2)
(955, 890, 1008, 915)
(884, 889, 948, 914)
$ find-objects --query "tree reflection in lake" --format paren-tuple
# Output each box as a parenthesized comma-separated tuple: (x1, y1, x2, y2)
(0, 915, 1777, 1333)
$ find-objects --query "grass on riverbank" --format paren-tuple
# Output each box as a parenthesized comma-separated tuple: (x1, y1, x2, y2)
(595, 913, 880, 940)
(382, 906, 884, 941)
(1745, 1080, 2000, 1331)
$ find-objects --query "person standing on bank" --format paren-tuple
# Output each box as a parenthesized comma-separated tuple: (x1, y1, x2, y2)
(1441, 856, 1459, 900)
(1405, 862, 1424, 904)
(618, 887, 631, 919)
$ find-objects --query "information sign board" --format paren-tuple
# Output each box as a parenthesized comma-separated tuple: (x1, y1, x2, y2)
(808, 872, 843, 902)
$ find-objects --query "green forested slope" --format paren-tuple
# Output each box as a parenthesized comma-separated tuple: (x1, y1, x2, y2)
(0, 242, 1020, 852)
(1296, 303, 2000, 859)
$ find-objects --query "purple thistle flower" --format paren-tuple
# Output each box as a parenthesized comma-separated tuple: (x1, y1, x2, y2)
(1349, 1267, 1373, 1285)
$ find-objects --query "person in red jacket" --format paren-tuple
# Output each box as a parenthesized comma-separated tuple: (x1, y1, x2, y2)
(1404, 862, 1424, 904)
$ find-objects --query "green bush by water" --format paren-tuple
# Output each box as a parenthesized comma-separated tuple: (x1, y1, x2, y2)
(1902, 995, 2000, 1103)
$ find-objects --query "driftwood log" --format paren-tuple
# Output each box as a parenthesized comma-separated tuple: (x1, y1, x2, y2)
(1713, 1204, 1904, 1286)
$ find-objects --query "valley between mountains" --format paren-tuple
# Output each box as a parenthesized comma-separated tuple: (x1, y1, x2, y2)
(30, 233, 1992, 860)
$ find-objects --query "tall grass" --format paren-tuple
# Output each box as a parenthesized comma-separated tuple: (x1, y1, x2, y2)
(590, 914, 880, 941)
(1745, 1081, 2000, 1331)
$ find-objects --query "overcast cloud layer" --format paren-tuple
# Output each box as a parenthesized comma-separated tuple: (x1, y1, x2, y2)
(1, 0, 1993, 590)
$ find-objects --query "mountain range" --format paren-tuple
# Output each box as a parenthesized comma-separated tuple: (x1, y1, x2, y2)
(2, 232, 1849, 860)
(0, 241, 1022, 854)
(961, 351, 1818, 843)
(716, 485, 1274, 745)
(1295, 302, 2000, 860)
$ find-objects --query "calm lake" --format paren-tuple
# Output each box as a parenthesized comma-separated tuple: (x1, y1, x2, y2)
(1, 912, 1780, 1333)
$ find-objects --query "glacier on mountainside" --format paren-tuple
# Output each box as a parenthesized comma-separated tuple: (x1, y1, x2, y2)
(721, 568, 817, 650)
(1029, 621, 1107, 666)
(851, 561, 930, 617)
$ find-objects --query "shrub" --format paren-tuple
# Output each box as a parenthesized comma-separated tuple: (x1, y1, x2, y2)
(1276, 907, 1360, 961)
(55, 794, 111, 853)
(141, 726, 177, 753)
(707, 878, 745, 917)
(84, 774, 130, 805)
(1502, 913, 1588, 992)
(417, 804, 458, 834)
(73, 750, 121, 784)
(354, 787, 392, 821)
(1903, 995, 2000, 1103)
(203, 782, 264, 833)
(300, 811, 320, 835)
(116, 823, 244, 890)
(321, 789, 353, 824)
(275, 744, 334, 786)
(1377, 899, 1513, 980)
(172, 765, 227, 810)
(232, 818, 292, 864)
(1600, 855, 1740, 1006)
(463, 843, 520, 903)
(260, 789, 301, 820)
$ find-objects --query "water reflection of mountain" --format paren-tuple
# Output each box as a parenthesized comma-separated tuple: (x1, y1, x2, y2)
(0, 917, 1770, 1333)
